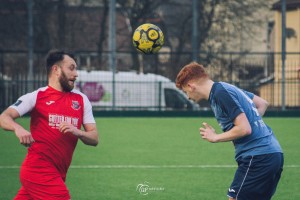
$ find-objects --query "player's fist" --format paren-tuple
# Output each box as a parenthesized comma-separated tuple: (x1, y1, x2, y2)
(199, 122, 217, 143)
(15, 127, 35, 147)
(59, 122, 82, 137)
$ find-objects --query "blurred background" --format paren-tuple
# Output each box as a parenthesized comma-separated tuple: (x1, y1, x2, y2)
(0, 0, 299, 112)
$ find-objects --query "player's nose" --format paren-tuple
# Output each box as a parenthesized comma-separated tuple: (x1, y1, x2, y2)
(74, 69, 78, 77)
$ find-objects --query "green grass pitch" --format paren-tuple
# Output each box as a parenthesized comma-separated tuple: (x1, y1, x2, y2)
(0, 117, 299, 199)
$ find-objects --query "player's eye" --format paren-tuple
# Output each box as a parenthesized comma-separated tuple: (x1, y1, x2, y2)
(69, 65, 76, 71)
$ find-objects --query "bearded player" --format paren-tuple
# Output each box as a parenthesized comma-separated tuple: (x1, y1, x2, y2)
(0, 49, 99, 199)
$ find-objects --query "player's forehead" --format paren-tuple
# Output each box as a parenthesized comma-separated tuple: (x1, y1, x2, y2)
(60, 55, 77, 68)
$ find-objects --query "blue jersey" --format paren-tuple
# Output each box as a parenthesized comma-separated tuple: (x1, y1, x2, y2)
(208, 82, 282, 160)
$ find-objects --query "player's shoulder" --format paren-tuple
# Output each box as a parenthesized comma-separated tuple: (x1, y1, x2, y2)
(218, 82, 253, 100)
(19, 86, 48, 98)
(213, 82, 232, 93)
(71, 89, 90, 101)
(71, 88, 86, 96)
(36, 86, 49, 92)
(212, 82, 243, 101)
(218, 82, 235, 89)
(217, 82, 242, 93)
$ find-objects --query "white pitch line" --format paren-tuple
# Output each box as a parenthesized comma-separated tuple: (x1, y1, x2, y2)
(0, 165, 299, 169)
(70, 165, 237, 169)
(0, 166, 20, 169)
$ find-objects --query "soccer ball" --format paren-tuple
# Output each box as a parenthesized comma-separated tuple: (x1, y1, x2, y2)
(132, 23, 164, 54)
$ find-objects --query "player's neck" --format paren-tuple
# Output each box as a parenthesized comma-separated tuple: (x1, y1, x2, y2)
(48, 77, 64, 92)
(201, 79, 214, 100)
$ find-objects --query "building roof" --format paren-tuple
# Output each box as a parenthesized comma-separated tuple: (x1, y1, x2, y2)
(272, 0, 300, 10)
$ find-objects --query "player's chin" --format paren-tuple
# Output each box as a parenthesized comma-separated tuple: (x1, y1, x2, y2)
(69, 81, 75, 87)
(64, 83, 74, 92)
(69, 85, 75, 91)
(192, 98, 201, 103)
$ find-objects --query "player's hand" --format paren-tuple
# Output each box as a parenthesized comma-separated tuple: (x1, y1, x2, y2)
(15, 127, 35, 147)
(199, 122, 218, 143)
(59, 122, 81, 137)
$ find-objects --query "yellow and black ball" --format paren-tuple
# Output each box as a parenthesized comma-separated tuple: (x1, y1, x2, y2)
(132, 23, 164, 54)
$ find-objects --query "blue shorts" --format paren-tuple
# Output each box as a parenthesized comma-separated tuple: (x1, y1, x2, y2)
(227, 152, 283, 200)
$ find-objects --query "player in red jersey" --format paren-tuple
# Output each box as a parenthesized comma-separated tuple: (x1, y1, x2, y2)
(0, 49, 99, 200)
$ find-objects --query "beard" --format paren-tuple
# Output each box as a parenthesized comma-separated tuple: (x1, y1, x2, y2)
(59, 71, 74, 92)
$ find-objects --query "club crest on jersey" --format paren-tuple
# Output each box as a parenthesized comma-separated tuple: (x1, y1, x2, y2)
(71, 100, 81, 110)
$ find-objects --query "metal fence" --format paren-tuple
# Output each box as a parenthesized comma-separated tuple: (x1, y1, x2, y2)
(0, 51, 299, 112)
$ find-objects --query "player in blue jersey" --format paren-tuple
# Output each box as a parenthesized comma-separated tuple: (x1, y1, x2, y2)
(175, 62, 283, 200)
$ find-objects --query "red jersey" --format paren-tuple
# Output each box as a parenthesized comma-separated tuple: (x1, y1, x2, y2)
(10, 86, 95, 178)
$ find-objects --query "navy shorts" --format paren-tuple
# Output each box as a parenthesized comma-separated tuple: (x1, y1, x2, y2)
(227, 152, 284, 200)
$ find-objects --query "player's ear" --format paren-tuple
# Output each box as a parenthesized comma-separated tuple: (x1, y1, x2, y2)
(52, 65, 60, 76)
(187, 82, 195, 91)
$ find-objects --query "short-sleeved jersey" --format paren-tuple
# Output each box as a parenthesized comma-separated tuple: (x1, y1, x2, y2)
(208, 82, 282, 160)
(10, 86, 95, 176)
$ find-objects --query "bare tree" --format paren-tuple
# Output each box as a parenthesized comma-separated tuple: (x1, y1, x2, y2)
(0, 0, 275, 79)
(158, 0, 274, 79)
(203, 0, 274, 81)
(97, 0, 109, 70)
(116, 0, 172, 72)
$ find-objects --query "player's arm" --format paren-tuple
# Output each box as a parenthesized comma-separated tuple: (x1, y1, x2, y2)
(0, 107, 35, 147)
(252, 95, 269, 117)
(59, 122, 99, 146)
(79, 123, 99, 146)
(200, 113, 251, 143)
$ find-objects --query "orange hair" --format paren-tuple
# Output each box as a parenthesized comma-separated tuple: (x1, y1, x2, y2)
(175, 62, 208, 89)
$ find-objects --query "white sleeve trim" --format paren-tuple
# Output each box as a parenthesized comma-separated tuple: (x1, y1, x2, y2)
(83, 94, 96, 124)
(9, 89, 40, 116)
(72, 89, 96, 124)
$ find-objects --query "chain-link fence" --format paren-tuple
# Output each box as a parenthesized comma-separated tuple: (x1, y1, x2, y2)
(0, 51, 299, 112)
